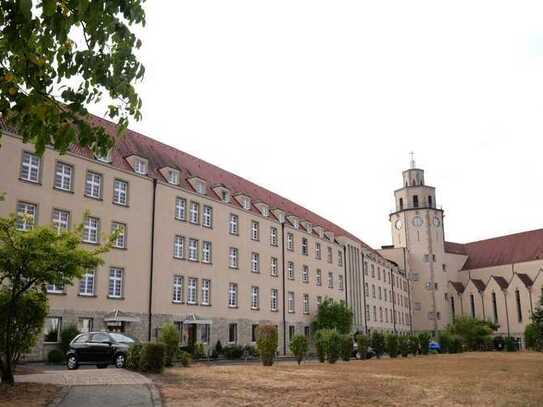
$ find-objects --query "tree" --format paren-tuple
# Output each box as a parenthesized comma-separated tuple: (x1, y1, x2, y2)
(0, 0, 145, 156)
(529, 295, 543, 351)
(385, 334, 399, 358)
(445, 316, 496, 351)
(256, 325, 278, 366)
(159, 323, 180, 367)
(289, 335, 308, 365)
(371, 332, 385, 359)
(311, 298, 353, 334)
(355, 333, 369, 360)
(0, 216, 108, 384)
(417, 332, 432, 355)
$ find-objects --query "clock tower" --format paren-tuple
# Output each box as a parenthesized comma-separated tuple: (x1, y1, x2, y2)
(389, 155, 447, 333)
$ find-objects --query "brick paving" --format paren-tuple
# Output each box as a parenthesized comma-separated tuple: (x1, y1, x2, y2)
(16, 367, 152, 386)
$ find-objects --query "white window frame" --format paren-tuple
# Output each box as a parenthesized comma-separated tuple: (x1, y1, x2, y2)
(174, 235, 185, 259)
(172, 275, 184, 303)
(315, 242, 321, 259)
(288, 261, 295, 280)
(188, 238, 199, 261)
(187, 278, 198, 304)
(111, 222, 127, 249)
(251, 252, 260, 273)
(228, 283, 238, 308)
(83, 216, 100, 244)
(167, 169, 179, 185)
(203, 205, 213, 228)
(316, 269, 322, 286)
(302, 238, 308, 256)
(202, 241, 212, 263)
(287, 233, 294, 251)
(47, 282, 64, 294)
(303, 294, 309, 315)
(134, 159, 147, 175)
(54, 162, 73, 191)
(271, 257, 278, 277)
(229, 214, 239, 235)
(302, 265, 309, 283)
(328, 272, 334, 289)
(79, 270, 95, 296)
(175, 197, 186, 221)
(20, 151, 40, 183)
(108, 267, 123, 298)
(189, 201, 200, 224)
(270, 227, 278, 246)
(113, 179, 128, 206)
(251, 221, 259, 241)
(288, 291, 295, 313)
(271, 288, 278, 311)
(85, 171, 102, 199)
(201, 279, 210, 305)
(229, 247, 238, 269)
(16, 202, 37, 231)
(52, 209, 70, 234)
(251, 286, 259, 310)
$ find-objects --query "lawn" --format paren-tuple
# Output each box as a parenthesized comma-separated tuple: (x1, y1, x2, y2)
(158, 352, 543, 406)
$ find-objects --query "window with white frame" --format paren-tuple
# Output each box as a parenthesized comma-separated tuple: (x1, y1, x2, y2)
(52, 209, 69, 233)
(195, 181, 205, 194)
(16, 202, 37, 231)
(261, 206, 269, 217)
(20, 151, 40, 183)
(82, 216, 99, 243)
(201, 279, 210, 305)
(189, 201, 200, 224)
(228, 323, 237, 343)
(315, 242, 321, 259)
(113, 179, 128, 206)
(188, 239, 198, 261)
(287, 261, 294, 280)
(202, 241, 212, 263)
(221, 190, 230, 203)
(338, 250, 343, 267)
(229, 247, 238, 269)
(112, 222, 127, 249)
(339, 275, 344, 290)
(287, 233, 294, 251)
(229, 214, 238, 235)
(54, 162, 73, 191)
(78, 318, 93, 333)
(175, 197, 186, 221)
(242, 197, 250, 210)
(302, 238, 308, 256)
(44, 317, 61, 342)
(172, 275, 184, 303)
(270, 257, 278, 277)
(251, 286, 259, 310)
(108, 267, 123, 298)
(134, 159, 147, 175)
(79, 269, 95, 296)
(251, 252, 260, 273)
(85, 171, 102, 199)
(327, 247, 333, 263)
(302, 265, 309, 283)
(288, 291, 295, 313)
(316, 269, 322, 286)
(203, 205, 213, 228)
(167, 169, 179, 185)
(317, 296, 322, 306)
(270, 227, 278, 246)
(251, 221, 259, 241)
(174, 235, 185, 259)
(271, 288, 278, 311)
(47, 281, 64, 294)
(228, 283, 238, 307)
(303, 294, 309, 314)
(328, 272, 334, 288)
(187, 278, 197, 304)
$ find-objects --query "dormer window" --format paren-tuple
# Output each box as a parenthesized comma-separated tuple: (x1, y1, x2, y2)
(222, 191, 230, 203)
(188, 177, 207, 195)
(271, 209, 285, 223)
(167, 169, 180, 185)
(242, 197, 251, 210)
(287, 216, 299, 229)
(213, 185, 231, 203)
(195, 181, 205, 194)
(134, 159, 147, 175)
(94, 150, 112, 164)
(255, 203, 269, 217)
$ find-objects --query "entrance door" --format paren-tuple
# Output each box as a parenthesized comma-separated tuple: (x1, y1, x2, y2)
(187, 324, 197, 350)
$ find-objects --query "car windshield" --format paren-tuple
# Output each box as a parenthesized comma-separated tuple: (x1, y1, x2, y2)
(109, 333, 135, 344)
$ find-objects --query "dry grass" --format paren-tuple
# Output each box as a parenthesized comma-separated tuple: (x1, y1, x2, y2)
(158, 352, 543, 407)
(0, 383, 62, 407)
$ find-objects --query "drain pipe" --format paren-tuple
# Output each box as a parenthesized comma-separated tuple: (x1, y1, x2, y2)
(280, 222, 287, 355)
(147, 178, 157, 341)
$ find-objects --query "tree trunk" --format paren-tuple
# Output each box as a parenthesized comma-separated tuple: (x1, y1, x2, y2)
(1, 360, 15, 385)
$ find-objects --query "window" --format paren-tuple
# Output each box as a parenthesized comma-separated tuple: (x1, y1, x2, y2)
(200, 324, 210, 343)
(228, 323, 238, 343)
(316, 269, 322, 286)
(195, 181, 205, 194)
(47, 281, 64, 294)
(516, 289, 523, 322)
(289, 325, 295, 340)
(302, 265, 309, 283)
(229, 214, 238, 235)
(428, 196, 433, 207)
(364, 282, 369, 296)
(371, 264, 375, 278)
(302, 238, 308, 256)
(85, 171, 102, 199)
(174, 235, 185, 259)
(315, 242, 321, 259)
(52, 209, 70, 233)
(16, 202, 37, 231)
(167, 169, 179, 185)
(338, 250, 343, 267)
(242, 198, 251, 210)
(379, 287, 382, 300)
(287, 233, 294, 251)
(470, 294, 475, 318)
(175, 197, 186, 221)
(338, 275, 344, 290)
(372, 284, 376, 298)
(378, 268, 381, 281)
(492, 292, 498, 323)
(384, 289, 388, 301)
(229, 247, 239, 269)
(203, 205, 213, 228)
(221, 190, 230, 203)
(188, 278, 198, 304)
(288, 291, 295, 313)
(108, 267, 124, 298)
(189, 202, 200, 224)
(373, 306, 377, 321)
(327, 247, 333, 263)
(20, 151, 40, 183)
(287, 261, 295, 280)
(271, 288, 278, 311)
(251, 221, 259, 241)
(79, 269, 95, 296)
(251, 286, 259, 309)
(112, 222, 127, 249)
(413, 195, 419, 208)
(317, 296, 322, 306)
(399, 198, 404, 210)
(78, 318, 93, 333)
(303, 294, 309, 314)
(202, 241, 212, 263)
(188, 239, 199, 261)
(134, 159, 147, 175)
(173, 275, 184, 303)
(44, 317, 61, 342)
(379, 307, 383, 322)
(83, 216, 99, 243)
(270, 227, 278, 246)
(270, 257, 278, 277)
(228, 283, 238, 307)
(201, 279, 210, 305)
(328, 272, 334, 288)
(113, 179, 128, 206)
(54, 162, 73, 191)
(251, 252, 260, 273)
(304, 326, 310, 338)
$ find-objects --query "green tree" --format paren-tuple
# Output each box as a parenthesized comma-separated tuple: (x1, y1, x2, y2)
(371, 332, 385, 359)
(289, 334, 308, 365)
(385, 334, 399, 358)
(256, 325, 278, 366)
(398, 335, 409, 357)
(529, 296, 543, 351)
(159, 323, 180, 367)
(311, 298, 353, 334)
(408, 335, 419, 356)
(60, 324, 80, 354)
(417, 332, 432, 355)
(355, 333, 369, 360)
(0, 216, 108, 384)
(0, 0, 145, 156)
(445, 316, 496, 351)
(340, 334, 353, 362)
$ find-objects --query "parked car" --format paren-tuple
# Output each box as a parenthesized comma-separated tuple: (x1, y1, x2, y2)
(66, 331, 136, 370)
(429, 341, 441, 352)
(352, 342, 376, 359)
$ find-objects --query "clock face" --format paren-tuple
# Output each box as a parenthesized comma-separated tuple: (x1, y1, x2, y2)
(395, 220, 403, 230)
(412, 216, 423, 227)
(433, 217, 441, 227)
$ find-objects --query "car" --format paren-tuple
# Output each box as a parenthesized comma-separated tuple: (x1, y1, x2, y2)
(429, 340, 441, 352)
(66, 331, 136, 370)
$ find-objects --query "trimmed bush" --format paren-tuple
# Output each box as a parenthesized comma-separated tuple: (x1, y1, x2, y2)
(504, 336, 516, 352)
(243, 344, 258, 358)
(315, 329, 342, 363)
(179, 351, 192, 367)
(371, 332, 385, 359)
(438, 332, 452, 353)
(256, 325, 278, 366)
(159, 323, 180, 367)
(418, 332, 431, 355)
(193, 342, 205, 359)
(315, 331, 326, 363)
(385, 334, 399, 358)
(340, 334, 353, 362)
(126, 343, 143, 370)
(449, 334, 464, 353)
(289, 335, 309, 365)
(493, 335, 505, 351)
(355, 334, 369, 360)
(525, 324, 537, 350)
(47, 349, 64, 364)
(408, 336, 419, 356)
(139, 342, 166, 373)
(398, 335, 409, 357)
(222, 345, 244, 360)
(60, 325, 80, 354)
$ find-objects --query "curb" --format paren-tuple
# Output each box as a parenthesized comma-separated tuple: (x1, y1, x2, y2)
(148, 383, 162, 407)
(49, 385, 70, 407)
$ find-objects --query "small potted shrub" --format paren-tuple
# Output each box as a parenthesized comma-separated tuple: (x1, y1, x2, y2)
(371, 332, 385, 359)
(355, 334, 369, 360)
(340, 334, 353, 362)
(126, 343, 143, 371)
(256, 325, 278, 366)
(289, 335, 309, 365)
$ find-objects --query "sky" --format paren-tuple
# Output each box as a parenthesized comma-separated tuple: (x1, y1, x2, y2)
(98, 1, 543, 248)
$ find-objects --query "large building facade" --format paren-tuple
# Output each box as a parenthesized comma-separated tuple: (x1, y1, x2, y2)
(0, 118, 538, 360)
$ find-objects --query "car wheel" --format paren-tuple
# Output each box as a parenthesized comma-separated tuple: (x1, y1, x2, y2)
(97, 363, 108, 369)
(115, 353, 126, 368)
(66, 355, 79, 370)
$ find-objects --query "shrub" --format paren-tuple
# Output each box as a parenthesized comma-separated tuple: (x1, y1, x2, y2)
(222, 345, 244, 360)
(398, 336, 409, 357)
(449, 334, 464, 354)
(179, 351, 192, 367)
(314, 331, 326, 363)
(126, 343, 143, 370)
(159, 323, 180, 367)
(504, 336, 516, 352)
(256, 325, 278, 366)
(340, 334, 353, 362)
(289, 335, 309, 365)
(44, 329, 59, 343)
(243, 344, 258, 358)
(438, 332, 451, 353)
(60, 325, 80, 354)
(139, 343, 166, 373)
(47, 349, 64, 364)
(371, 332, 385, 358)
(408, 336, 419, 356)
(193, 342, 205, 359)
(446, 316, 496, 351)
(525, 324, 537, 350)
(327, 330, 342, 364)
(355, 334, 369, 360)
(311, 298, 353, 334)
(385, 334, 399, 358)
(418, 332, 431, 355)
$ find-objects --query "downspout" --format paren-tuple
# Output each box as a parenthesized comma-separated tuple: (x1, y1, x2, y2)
(391, 268, 396, 334)
(360, 252, 368, 334)
(404, 247, 413, 334)
(343, 246, 348, 305)
(280, 222, 287, 355)
(480, 291, 486, 320)
(503, 289, 511, 337)
(147, 178, 158, 341)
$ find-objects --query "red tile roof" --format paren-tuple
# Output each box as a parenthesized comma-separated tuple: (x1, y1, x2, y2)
(445, 228, 543, 270)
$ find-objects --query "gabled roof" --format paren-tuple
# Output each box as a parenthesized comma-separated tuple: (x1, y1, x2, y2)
(492, 276, 509, 290)
(449, 281, 465, 294)
(445, 228, 543, 270)
(516, 273, 533, 288)
(471, 279, 486, 292)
